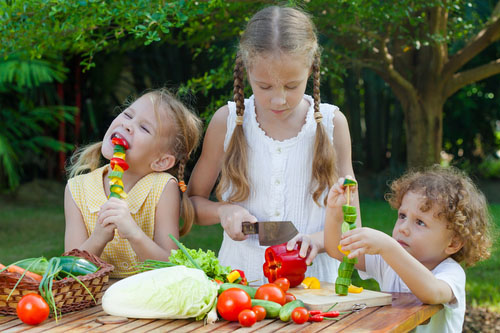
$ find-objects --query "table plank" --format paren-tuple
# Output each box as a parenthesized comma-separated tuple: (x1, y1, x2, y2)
(4, 291, 441, 332)
(331, 293, 442, 333)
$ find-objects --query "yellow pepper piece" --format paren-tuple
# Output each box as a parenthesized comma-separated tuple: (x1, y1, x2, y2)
(110, 178, 124, 187)
(301, 276, 321, 289)
(113, 152, 126, 160)
(348, 285, 363, 293)
(113, 165, 124, 173)
(338, 244, 350, 256)
(227, 270, 241, 283)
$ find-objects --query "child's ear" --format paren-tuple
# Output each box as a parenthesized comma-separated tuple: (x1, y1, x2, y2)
(150, 153, 176, 172)
(445, 236, 464, 256)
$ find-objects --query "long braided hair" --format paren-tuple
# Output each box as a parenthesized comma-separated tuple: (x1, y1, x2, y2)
(217, 6, 337, 205)
(152, 89, 203, 236)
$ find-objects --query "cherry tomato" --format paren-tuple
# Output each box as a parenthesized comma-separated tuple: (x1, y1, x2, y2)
(252, 305, 266, 321)
(255, 283, 286, 305)
(238, 309, 257, 327)
(217, 288, 252, 322)
(291, 307, 309, 324)
(273, 277, 290, 292)
(16, 293, 50, 325)
(285, 292, 296, 303)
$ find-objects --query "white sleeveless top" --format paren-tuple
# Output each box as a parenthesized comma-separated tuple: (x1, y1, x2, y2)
(218, 95, 340, 285)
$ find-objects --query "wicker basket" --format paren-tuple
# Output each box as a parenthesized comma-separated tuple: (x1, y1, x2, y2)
(0, 249, 114, 315)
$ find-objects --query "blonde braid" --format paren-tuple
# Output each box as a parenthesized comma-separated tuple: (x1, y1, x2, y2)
(216, 54, 250, 202)
(311, 52, 337, 205)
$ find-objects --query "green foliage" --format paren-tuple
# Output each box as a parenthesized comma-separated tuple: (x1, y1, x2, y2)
(0, 56, 67, 90)
(0, 55, 74, 190)
(0, 0, 224, 69)
(478, 155, 500, 179)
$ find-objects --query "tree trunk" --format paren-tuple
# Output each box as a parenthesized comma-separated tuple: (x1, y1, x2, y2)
(403, 97, 444, 168)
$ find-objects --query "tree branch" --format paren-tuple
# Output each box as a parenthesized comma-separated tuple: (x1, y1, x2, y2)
(378, 36, 417, 102)
(442, 10, 500, 79)
(443, 58, 500, 98)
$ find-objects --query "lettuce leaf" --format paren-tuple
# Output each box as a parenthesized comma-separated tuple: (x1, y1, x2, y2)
(169, 245, 231, 282)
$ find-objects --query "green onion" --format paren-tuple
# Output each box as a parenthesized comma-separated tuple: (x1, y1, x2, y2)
(136, 259, 176, 272)
(168, 234, 202, 270)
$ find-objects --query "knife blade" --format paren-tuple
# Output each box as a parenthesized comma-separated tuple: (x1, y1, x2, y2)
(241, 221, 299, 246)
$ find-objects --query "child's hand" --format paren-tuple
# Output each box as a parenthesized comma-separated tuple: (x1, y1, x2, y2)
(339, 227, 393, 258)
(98, 198, 141, 240)
(91, 218, 116, 245)
(327, 176, 357, 209)
(218, 203, 257, 241)
(287, 234, 320, 265)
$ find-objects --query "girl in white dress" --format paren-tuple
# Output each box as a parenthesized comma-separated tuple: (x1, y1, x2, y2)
(188, 6, 359, 284)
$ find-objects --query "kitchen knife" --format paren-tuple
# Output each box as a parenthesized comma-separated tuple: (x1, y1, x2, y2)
(241, 221, 299, 246)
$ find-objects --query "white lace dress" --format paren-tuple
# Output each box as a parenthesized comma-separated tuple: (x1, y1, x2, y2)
(218, 95, 341, 285)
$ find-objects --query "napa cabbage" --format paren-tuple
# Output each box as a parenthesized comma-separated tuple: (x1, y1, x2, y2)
(102, 266, 218, 320)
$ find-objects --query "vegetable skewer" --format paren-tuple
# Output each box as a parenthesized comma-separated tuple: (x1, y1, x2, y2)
(335, 178, 358, 296)
(108, 137, 129, 199)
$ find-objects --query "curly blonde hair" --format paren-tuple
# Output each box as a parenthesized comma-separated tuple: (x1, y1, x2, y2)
(385, 165, 493, 267)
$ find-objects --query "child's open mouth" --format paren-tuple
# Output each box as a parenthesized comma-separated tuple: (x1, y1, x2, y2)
(111, 133, 130, 149)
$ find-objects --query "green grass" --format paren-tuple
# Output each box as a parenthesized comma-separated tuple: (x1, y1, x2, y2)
(1, 181, 499, 310)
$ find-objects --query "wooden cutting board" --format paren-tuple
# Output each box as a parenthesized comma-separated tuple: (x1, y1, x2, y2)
(290, 282, 392, 312)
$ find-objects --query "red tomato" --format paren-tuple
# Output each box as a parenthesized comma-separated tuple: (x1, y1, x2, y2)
(217, 288, 252, 322)
(252, 305, 266, 321)
(285, 292, 296, 303)
(16, 293, 50, 325)
(291, 307, 309, 324)
(255, 283, 286, 305)
(273, 277, 290, 292)
(238, 309, 257, 327)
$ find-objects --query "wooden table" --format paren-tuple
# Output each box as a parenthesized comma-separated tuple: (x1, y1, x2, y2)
(0, 292, 442, 332)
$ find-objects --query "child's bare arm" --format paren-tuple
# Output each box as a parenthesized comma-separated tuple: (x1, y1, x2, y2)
(64, 184, 114, 256)
(188, 106, 257, 240)
(324, 179, 353, 262)
(333, 111, 361, 229)
(342, 229, 455, 304)
(382, 242, 455, 304)
(125, 180, 179, 262)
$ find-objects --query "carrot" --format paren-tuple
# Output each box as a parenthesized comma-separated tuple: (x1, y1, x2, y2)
(7, 264, 43, 282)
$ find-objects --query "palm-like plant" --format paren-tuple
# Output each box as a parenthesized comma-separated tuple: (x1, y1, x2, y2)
(0, 55, 74, 190)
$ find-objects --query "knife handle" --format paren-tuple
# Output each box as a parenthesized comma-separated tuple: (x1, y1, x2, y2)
(242, 222, 258, 235)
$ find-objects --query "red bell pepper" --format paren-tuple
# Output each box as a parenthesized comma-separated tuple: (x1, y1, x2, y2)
(111, 137, 129, 150)
(262, 242, 307, 288)
(110, 157, 129, 171)
(235, 269, 248, 285)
